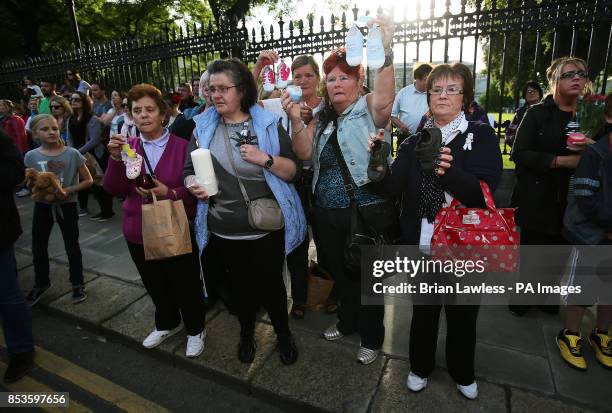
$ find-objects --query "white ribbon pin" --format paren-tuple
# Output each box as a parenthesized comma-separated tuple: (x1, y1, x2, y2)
(463, 133, 474, 151)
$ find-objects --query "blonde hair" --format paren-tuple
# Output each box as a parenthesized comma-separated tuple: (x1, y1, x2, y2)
(30, 114, 64, 147)
(547, 56, 592, 97)
(50, 95, 73, 117)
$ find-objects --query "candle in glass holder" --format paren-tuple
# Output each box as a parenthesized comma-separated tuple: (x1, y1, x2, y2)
(190, 148, 219, 196)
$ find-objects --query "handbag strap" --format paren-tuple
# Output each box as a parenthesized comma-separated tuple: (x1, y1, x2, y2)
(139, 139, 156, 178)
(448, 181, 497, 211)
(222, 121, 252, 205)
(329, 130, 356, 202)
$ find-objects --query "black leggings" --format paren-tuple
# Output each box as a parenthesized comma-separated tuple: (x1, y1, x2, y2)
(204, 231, 290, 338)
(32, 202, 83, 287)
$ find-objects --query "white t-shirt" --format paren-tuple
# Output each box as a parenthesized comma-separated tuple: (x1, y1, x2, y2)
(391, 84, 429, 133)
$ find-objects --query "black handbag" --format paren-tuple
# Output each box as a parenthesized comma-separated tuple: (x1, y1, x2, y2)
(329, 132, 398, 275)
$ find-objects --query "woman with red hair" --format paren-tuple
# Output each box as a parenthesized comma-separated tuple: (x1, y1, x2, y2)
(284, 14, 396, 364)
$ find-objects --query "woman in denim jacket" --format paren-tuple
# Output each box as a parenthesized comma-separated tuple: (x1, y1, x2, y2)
(287, 14, 396, 365)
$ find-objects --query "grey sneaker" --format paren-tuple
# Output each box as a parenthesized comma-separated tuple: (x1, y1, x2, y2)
(72, 285, 87, 304)
(15, 188, 31, 197)
(78, 208, 89, 217)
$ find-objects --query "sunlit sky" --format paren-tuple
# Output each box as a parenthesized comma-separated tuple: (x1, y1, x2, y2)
(247, 0, 483, 71)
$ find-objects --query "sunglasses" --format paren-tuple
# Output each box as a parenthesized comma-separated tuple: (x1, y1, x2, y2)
(50, 105, 62, 109)
(121, 103, 128, 107)
(560, 70, 588, 80)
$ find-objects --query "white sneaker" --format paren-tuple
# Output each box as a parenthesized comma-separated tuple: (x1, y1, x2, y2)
(457, 382, 478, 400)
(345, 24, 363, 66)
(406, 371, 428, 392)
(142, 326, 181, 349)
(186, 329, 206, 358)
(366, 24, 385, 69)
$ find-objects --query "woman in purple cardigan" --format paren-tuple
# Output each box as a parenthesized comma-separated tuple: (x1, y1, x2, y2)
(103, 84, 206, 358)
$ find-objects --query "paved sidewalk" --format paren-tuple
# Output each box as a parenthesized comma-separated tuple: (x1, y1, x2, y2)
(13, 196, 609, 413)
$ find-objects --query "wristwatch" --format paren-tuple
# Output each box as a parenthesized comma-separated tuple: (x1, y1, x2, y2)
(264, 154, 274, 169)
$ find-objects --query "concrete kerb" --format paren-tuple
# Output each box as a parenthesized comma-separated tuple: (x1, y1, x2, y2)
(15, 249, 608, 413)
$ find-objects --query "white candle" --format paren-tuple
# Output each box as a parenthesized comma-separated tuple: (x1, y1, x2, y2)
(190, 148, 219, 196)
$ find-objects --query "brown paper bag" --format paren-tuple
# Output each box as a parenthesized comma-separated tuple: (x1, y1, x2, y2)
(142, 192, 192, 260)
(306, 272, 334, 309)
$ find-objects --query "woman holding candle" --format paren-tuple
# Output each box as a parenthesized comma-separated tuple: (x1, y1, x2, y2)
(287, 14, 396, 365)
(104, 83, 207, 359)
(184, 58, 306, 365)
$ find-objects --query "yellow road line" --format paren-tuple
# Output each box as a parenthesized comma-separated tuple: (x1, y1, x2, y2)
(0, 335, 169, 413)
(0, 360, 92, 413)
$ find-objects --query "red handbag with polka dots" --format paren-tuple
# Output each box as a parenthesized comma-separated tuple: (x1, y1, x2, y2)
(431, 181, 519, 272)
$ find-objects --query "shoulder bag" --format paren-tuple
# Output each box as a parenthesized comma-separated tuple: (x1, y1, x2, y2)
(330, 131, 398, 274)
(222, 122, 284, 231)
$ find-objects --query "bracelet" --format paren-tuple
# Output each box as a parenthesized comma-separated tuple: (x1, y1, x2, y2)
(380, 50, 394, 70)
(293, 125, 305, 135)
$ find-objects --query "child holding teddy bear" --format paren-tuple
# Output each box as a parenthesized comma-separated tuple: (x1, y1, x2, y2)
(23, 114, 93, 306)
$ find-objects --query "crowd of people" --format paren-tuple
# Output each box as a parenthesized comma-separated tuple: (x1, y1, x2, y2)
(0, 13, 610, 398)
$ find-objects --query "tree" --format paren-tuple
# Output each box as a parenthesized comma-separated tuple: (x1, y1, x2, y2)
(0, 0, 214, 63)
(472, 0, 609, 110)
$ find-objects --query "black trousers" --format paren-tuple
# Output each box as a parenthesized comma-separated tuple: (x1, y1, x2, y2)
(32, 202, 83, 287)
(314, 206, 385, 349)
(286, 232, 309, 305)
(127, 241, 206, 335)
(409, 304, 480, 385)
(204, 230, 290, 338)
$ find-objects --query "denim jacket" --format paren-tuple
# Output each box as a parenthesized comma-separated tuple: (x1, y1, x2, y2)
(312, 95, 391, 191)
(192, 105, 306, 256)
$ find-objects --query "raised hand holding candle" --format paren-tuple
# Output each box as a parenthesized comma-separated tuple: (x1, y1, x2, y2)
(190, 148, 219, 196)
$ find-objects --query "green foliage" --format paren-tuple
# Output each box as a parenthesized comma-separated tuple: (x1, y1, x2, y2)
(0, 0, 215, 63)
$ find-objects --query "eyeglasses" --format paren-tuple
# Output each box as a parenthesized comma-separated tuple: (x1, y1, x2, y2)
(50, 105, 62, 109)
(208, 85, 237, 95)
(526, 88, 539, 94)
(560, 70, 588, 80)
(429, 86, 464, 95)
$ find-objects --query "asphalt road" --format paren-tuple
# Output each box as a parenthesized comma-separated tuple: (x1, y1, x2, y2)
(0, 309, 287, 413)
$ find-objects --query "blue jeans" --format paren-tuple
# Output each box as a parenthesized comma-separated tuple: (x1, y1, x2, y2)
(0, 245, 34, 355)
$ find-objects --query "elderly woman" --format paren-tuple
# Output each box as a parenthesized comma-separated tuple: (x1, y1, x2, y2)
(511, 57, 595, 366)
(374, 63, 502, 398)
(104, 83, 206, 358)
(288, 15, 396, 364)
(184, 58, 306, 365)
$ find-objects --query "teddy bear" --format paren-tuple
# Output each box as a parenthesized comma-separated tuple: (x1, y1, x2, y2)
(23, 168, 68, 203)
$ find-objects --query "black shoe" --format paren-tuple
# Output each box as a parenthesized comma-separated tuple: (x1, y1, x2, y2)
(278, 335, 298, 365)
(89, 212, 103, 221)
(4, 351, 35, 383)
(414, 127, 442, 173)
(72, 285, 87, 304)
(96, 213, 115, 223)
(26, 285, 50, 307)
(367, 139, 391, 182)
(237, 337, 256, 363)
(509, 304, 530, 317)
